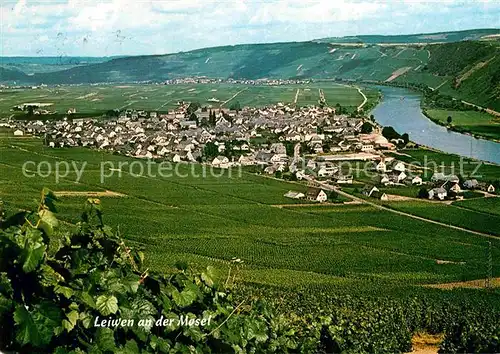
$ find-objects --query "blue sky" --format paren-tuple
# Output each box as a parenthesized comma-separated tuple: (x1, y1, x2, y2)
(1, 0, 499, 56)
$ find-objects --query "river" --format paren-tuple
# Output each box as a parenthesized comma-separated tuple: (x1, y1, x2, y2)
(369, 85, 500, 165)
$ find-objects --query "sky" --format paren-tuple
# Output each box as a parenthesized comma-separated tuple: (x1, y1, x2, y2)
(1, 0, 499, 57)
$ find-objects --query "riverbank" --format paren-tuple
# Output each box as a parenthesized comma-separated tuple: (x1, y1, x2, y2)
(351, 78, 500, 143)
(369, 85, 500, 165)
(421, 108, 500, 142)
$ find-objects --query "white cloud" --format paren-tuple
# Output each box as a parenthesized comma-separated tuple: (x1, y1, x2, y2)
(0, 0, 499, 56)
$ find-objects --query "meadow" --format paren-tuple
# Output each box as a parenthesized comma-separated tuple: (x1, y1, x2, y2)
(1, 136, 499, 292)
(0, 82, 374, 120)
(425, 108, 500, 140)
(388, 148, 500, 182)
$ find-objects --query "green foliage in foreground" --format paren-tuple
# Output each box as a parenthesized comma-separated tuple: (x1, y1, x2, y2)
(1, 190, 499, 353)
(0, 189, 312, 353)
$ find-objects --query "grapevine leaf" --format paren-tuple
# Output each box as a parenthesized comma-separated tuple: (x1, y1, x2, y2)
(95, 327, 116, 352)
(38, 209, 59, 236)
(0, 272, 13, 295)
(79, 291, 96, 309)
(19, 228, 46, 273)
(0, 295, 13, 316)
(62, 310, 79, 332)
(79, 311, 92, 329)
(14, 302, 62, 347)
(54, 285, 74, 299)
(40, 264, 65, 287)
(96, 295, 118, 316)
(117, 339, 139, 354)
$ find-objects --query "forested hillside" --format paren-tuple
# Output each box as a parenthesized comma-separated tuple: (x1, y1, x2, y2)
(1, 31, 499, 110)
(315, 28, 500, 44)
(415, 41, 500, 111)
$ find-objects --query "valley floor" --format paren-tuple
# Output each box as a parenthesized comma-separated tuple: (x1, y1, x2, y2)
(1, 136, 499, 295)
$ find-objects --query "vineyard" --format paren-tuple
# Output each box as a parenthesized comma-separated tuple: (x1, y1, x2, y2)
(1, 136, 499, 292)
(0, 82, 374, 120)
(0, 191, 499, 353)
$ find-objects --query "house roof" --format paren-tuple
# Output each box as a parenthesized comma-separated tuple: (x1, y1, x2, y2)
(306, 187, 324, 198)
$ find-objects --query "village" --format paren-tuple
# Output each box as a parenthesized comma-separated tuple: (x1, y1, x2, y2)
(5, 99, 495, 204)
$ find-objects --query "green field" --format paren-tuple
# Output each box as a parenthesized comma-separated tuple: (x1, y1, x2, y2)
(0, 83, 374, 120)
(454, 197, 500, 216)
(388, 149, 500, 182)
(1, 136, 499, 292)
(381, 200, 500, 236)
(425, 109, 500, 140)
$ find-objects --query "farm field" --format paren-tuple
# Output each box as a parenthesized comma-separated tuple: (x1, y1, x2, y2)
(454, 197, 500, 216)
(388, 149, 500, 182)
(425, 108, 500, 140)
(1, 136, 500, 292)
(0, 82, 375, 120)
(381, 200, 500, 236)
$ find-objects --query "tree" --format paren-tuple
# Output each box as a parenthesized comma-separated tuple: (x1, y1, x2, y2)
(229, 101, 241, 112)
(203, 142, 218, 158)
(447, 115, 453, 124)
(401, 133, 410, 145)
(418, 187, 429, 199)
(369, 114, 375, 121)
(361, 122, 373, 134)
(190, 112, 198, 125)
(187, 101, 201, 115)
(382, 126, 401, 141)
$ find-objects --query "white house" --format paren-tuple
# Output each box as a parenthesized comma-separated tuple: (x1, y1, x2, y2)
(393, 161, 405, 172)
(212, 155, 230, 168)
(363, 185, 379, 197)
(335, 175, 353, 184)
(412, 176, 423, 185)
(396, 171, 407, 183)
(429, 187, 447, 200)
(13, 129, 24, 136)
(449, 183, 462, 194)
(380, 174, 391, 186)
(306, 187, 328, 202)
(173, 154, 182, 163)
(375, 160, 386, 173)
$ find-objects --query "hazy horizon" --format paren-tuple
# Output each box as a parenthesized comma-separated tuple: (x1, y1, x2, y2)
(1, 27, 499, 59)
(1, 0, 500, 57)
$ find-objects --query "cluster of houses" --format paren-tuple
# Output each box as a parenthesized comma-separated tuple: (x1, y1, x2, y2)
(284, 187, 329, 202)
(7, 101, 399, 176)
(424, 173, 496, 200)
(362, 169, 496, 202)
(164, 77, 311, 86)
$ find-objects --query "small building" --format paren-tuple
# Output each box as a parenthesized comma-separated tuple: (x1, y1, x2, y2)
(371, 191, 389, 201)
(375, 160, 386, 173)
(284, 191, 305, 200)
(335, 175, 353, 184)
(463, 179, 478, 190)
(431, 172, 446, 182)
(13, 129, 24, 136)
(449, 183, 462, 194)
(362, 185, 379, 197)
(429, 187, 447, 201)
(306, 187, 328, 202)
(412, 176, 423, 185)
(393, 161, 405, 172)
(487, 184, 496, 193)
(212, 155, 230, 168)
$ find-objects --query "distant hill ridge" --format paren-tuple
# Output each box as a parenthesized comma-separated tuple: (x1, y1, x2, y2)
(1, 29, 499, 110)
(315, 28, 500, 44)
